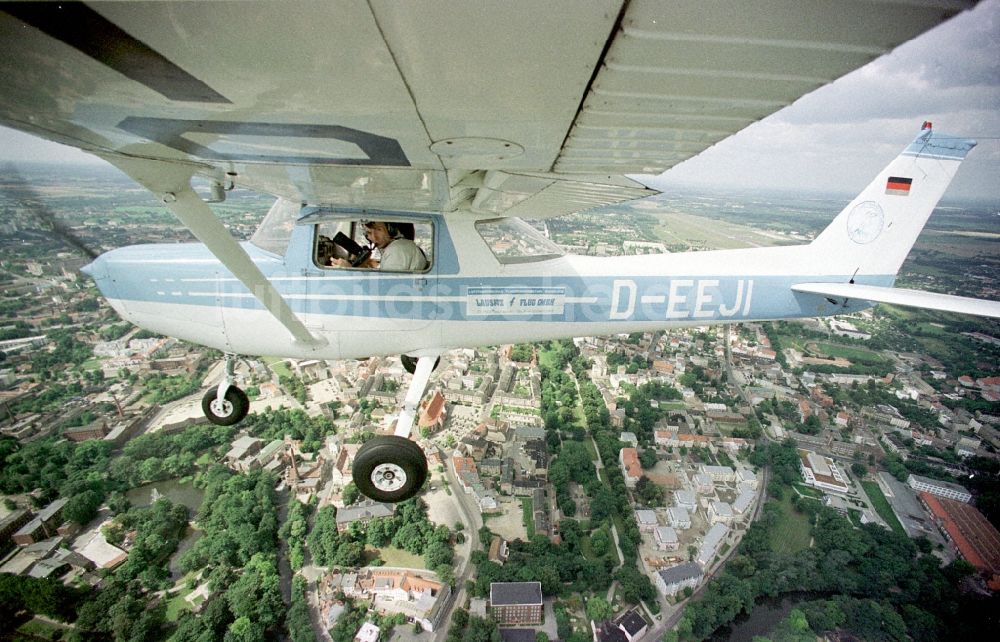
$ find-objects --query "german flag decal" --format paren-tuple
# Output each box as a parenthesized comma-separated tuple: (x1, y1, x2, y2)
(886, 176, 913, 196)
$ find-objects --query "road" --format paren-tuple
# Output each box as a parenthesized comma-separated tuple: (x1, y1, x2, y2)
(432, 454, 484, 642)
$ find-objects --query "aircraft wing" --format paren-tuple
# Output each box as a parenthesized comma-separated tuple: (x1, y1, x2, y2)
(0, 1, 972, 218)
(792, 282, 1000, 319)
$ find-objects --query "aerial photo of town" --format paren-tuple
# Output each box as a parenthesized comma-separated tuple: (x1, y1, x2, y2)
(1, 163, 999, 642)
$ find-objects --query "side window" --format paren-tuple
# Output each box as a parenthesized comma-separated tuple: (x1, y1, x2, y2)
(314, 219, 433, 272)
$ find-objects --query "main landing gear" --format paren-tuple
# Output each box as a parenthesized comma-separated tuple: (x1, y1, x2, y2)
(352, 354, 437, 503)
(202, 354, 250, 426)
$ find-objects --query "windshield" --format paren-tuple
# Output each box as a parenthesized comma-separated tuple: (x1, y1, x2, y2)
(249, 198, 300, 255)
(475, 217, 564, 264)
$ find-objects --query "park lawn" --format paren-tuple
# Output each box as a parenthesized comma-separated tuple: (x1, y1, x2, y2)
(813, 342, 883, 363)
(583, 435, 599, 461)
(264, 356, 292, 378)
(369, 545, 426, 569)
(14, 618, 72, 641)
(165, 584, 197, 621)
(521, 498, 535, 537)
(768, 494, 813, 554)
(792, 483, 824, 499)
(861, 481, 906, 536)
(537, 346, 561, 370)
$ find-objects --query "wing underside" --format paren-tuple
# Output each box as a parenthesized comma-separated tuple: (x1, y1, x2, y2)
(0, 0, 972, 216)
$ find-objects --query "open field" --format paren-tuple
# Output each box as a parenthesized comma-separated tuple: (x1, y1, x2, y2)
(370, 545, 426, 569)
(768, 494, 813, 554)
(861, 481, 906, 536)
(521, 497, 535, 537)
(650, 211, 790, 250)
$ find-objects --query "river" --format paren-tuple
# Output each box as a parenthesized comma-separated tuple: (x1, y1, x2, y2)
(708, 593, 825, 642)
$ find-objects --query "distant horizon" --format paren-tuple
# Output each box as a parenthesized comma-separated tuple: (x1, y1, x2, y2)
(4, 158, 998, 210)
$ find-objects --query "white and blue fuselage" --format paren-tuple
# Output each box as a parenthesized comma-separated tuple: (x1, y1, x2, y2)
(83, 127, 983, 359)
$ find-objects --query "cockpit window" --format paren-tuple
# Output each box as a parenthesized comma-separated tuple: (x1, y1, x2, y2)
(475, 217, 564, 264)
(314, 219, 433, 273)
(249, 198, 300, 255)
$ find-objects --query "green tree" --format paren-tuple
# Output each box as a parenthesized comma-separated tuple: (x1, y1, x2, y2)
(586, 596, 615, 621)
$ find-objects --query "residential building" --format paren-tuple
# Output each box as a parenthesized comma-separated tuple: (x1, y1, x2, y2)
(635, 510, 658, 532)
(737, 468, 758, 489)
(708, 501, 734, 524)
(490, 582, 543, 625)
(12, 499, 67, 546)
(654, 562, 703, 596)
(667, 507, 691, 530)
(619, 448, 642, 488)
(696, 523, 728, 566)
(363, 569, 451, 632)
(335, 501, 395, 533)
(673, 490, 697, 511)
(700, 465, 736, 482)
(692, 473, 714, 494)
(355, 622, 380, 642)
(653, 526, 679, 551)
(732, 489, 755, 516)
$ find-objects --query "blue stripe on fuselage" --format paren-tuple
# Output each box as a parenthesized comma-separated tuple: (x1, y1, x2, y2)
(99, 245, 893, 323)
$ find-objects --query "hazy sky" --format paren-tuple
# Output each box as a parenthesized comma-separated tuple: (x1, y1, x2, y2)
(1, 0, 998, 202)
(649, 0, 1000, 202)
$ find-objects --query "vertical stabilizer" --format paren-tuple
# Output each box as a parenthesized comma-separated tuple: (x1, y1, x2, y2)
(809, 124, 975, 280)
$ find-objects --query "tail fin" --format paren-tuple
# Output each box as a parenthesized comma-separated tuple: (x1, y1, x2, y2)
(809, 123, 976, 281)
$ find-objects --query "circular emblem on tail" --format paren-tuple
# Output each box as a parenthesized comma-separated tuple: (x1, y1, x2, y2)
(846, 201, 885, 244)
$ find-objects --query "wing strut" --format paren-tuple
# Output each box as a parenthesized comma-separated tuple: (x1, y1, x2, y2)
(104, 156, 326, 348)
(394, 356, 437, 439)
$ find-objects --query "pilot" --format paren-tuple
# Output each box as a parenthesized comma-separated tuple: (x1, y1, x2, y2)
(333, 221, 428, 271)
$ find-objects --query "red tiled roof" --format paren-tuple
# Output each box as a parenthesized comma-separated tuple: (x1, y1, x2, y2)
(921, 492, 1000, 589)
(419, 390, 446, 427)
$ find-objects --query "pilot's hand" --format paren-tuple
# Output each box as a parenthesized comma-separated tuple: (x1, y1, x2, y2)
(330, 258, 351, 268)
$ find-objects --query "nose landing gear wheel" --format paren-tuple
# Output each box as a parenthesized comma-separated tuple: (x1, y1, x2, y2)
(352, 435, 428, 503)
(201, 386, 250, 426)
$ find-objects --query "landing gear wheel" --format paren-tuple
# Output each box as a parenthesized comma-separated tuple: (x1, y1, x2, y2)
(401, 355, 440, 375)
(352, 436, 428, 503)
(201, 386, 250, 426)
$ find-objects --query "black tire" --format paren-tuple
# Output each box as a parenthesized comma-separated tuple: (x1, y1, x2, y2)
(352, 436, 428, 503)
(401, 354, 441, 375)
(201, 386, 250, 426)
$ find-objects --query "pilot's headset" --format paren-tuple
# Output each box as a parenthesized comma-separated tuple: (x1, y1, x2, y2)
(363, 220, 403, 239)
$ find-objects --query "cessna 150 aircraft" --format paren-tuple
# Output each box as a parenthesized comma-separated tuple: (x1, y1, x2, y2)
(1, 1, 997, 502)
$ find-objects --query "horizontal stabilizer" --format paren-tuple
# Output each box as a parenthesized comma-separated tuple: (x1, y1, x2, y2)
(792, 283, 1000, 319)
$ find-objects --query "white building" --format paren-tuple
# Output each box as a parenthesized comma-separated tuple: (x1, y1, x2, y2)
(655, 562, 703, 596)
(708, 501, 734, 524)
(732, 490, 755, 516)
(667, 506, 691, 530)
(700, 465, 736, 482)
(673, 490, 697, 511)
(692, 473, 714, 494)
(737, 468, 758, 489)
(635, 510, 658, 532)
(798, 450, 848, 494)
(696, 523, 729, 566)
(355, 622, 380, 642)
(906, 474, 971, 503)
(653, 526, 679, 551)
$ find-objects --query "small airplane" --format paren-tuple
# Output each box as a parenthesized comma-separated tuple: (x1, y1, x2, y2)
(0, 2, 995, 503)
